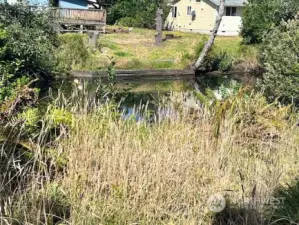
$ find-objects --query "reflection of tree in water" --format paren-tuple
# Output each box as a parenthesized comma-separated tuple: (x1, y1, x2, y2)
(115, 92, 157, 108)
(115, 91, 166, 122)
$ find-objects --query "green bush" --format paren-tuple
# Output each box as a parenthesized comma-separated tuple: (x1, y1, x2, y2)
(108, 0, 170, 28)
(57, 33, 91, 70)
(0, 3, 60, 120)
(241, 0, 299, 44)
(118, 17, 143, 28)
(260, 18, 299, 103)
(204, 49, 233, 72)
(0, 4, 59, 76)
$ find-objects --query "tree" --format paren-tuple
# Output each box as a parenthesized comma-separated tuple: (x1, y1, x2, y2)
(193, 0, 225, 71)
(241, 0, 299, 44)
(107, 0, 170, 28)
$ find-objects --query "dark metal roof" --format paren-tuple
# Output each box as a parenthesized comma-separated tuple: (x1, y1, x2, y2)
(208, 0, 247, 7)
(169, 0, 247, 7)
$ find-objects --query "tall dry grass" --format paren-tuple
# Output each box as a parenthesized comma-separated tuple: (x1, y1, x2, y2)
(1, 91, 299, 225)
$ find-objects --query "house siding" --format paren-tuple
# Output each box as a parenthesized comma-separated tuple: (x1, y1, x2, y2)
(166, 0, 244, 36)
(218, 6, 243, 35)
(59, 0, 88, 9)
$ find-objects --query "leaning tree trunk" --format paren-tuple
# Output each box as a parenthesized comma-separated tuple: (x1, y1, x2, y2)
(193, 0, 225, 71)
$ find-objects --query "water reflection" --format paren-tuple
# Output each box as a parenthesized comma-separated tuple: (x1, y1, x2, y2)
(53, 74, 244, 121)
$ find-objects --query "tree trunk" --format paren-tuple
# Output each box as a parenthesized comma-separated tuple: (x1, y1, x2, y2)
(193, 0, 225, 71)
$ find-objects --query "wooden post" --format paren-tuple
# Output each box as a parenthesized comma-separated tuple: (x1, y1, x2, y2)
(193, 0, 225, 71)
(155, 8, 163, 46)
(90, 31, 100, 46)
(79, 24, 84, 34)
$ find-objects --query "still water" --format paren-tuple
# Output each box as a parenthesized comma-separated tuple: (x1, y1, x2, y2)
(53, 74, 244, 120)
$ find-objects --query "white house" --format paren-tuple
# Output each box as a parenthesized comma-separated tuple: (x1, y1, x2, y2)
(166, 0, 247, 36)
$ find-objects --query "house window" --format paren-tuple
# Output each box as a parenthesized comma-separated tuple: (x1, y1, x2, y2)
(172, 6, 177, 18)
(226, 7, 237, 16)
(187, 6, 192, 15)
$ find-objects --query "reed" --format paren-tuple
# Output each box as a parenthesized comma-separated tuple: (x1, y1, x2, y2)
(1, 89, 298, 225)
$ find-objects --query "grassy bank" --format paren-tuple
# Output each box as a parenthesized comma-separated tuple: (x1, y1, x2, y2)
(57, 28, 259, 71)
(1, 89, 299, 224)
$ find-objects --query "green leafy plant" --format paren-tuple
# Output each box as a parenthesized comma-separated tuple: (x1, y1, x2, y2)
(203, 49, 233, 72)
(260, 18, 299, 104)
(57, 33, 92, 70)
(0, 3, 61, 122)
(108, 0, 170, 28)
(241, 0, 299, 44)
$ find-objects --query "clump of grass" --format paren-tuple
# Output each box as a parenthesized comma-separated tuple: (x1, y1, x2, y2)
(98, 39, 121, 51)
(2, 87, 299, 224)
(124, 58, 146, 69)
(114, 51, 132, 57)
(150, 60, 174, 69)
(267, 180, 299, 224)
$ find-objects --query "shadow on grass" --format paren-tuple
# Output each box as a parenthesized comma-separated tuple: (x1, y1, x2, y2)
(212, 206, 263, 225)
(213, 180, 299, 225)
(266, 180, 299, 225)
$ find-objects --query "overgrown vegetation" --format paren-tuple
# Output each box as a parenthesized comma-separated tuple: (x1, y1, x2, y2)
(241, 0, 299, 44)
(2, 1, 299, 224)
(0, 3, 60, 122)
(108, 0, 170, 28)
(268, 180, 299, 224)
(260, 18, 299, 103)
(57, 33, 93, 70)
(1, 84, 299, 224)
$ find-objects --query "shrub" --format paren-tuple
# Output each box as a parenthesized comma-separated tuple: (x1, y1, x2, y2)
(108, 0, 170, 28)
(0, 3, 60, 121)
(260, 18, 299, 103)
(203, 49, 233, 72)
(57, 33, 91, 70)
(0, 4, 59, 76)
(118, 17, 143, 28)
(241, 0, 299, 44)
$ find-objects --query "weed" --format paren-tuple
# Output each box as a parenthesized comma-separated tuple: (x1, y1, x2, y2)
(114, 51, 131, 57)
(1, 88, 299, 224)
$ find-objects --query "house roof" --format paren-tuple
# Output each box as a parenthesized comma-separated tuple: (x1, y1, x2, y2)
(208, 0, 247, 7)
(169, 0, 247, 7)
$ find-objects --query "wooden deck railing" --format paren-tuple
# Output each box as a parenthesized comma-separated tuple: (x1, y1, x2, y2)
(53, 8, 106, 24)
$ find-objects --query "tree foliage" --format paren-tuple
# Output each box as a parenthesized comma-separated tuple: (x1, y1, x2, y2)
(0, 3, 59, 120)
(260, 18, 299, 103)
(107, 0, 170, 28)
(241, 0, 299, 44)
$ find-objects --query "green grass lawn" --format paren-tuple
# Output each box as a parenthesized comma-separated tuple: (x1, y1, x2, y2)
(59, 27, 258, 70)
(92, 27, 257, 70)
